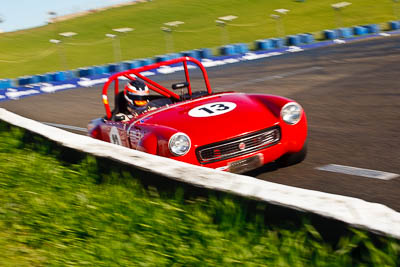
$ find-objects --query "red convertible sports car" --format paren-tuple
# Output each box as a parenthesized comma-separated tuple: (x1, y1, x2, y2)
(88, 57, 307, 174)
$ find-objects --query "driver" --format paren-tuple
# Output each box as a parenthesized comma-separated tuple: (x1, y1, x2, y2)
(116, 79, 151, 122)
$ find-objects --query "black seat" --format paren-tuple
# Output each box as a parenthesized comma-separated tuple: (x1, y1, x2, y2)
(111, 91, 128, 120)
(148, 97, 173, 108)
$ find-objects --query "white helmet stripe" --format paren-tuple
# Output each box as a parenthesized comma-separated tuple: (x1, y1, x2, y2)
(127, 82, 150, 96)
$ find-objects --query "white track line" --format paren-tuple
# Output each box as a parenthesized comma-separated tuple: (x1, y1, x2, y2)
(316, 164, 399, 180)
(41, 122, 87, 133)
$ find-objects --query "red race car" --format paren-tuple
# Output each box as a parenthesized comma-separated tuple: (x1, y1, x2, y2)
(88, 57, 307, 173)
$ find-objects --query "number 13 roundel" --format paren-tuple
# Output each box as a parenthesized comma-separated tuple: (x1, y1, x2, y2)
(188, 102, 237, 117)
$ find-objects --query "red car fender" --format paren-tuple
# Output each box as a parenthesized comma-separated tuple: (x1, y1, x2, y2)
(280, 112, 308, 153)
(249, 94, 293, 117)
(132, 123, 179, 156)
(249, 94, 308, 153)
(137, 132, 158, 154)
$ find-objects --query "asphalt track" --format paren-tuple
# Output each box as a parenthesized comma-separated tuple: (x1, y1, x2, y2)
(2, 35, 400, 211)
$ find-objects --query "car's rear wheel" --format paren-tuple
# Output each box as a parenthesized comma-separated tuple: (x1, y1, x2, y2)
(276, 141, 307, 167)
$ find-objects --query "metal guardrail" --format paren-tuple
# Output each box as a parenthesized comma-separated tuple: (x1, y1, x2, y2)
(1, 108, 399, 239)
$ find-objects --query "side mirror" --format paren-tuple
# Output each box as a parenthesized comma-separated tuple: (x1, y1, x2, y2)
(172, 82, 189, 90)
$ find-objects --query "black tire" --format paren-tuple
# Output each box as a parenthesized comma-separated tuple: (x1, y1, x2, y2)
(276, 141, 307, 167)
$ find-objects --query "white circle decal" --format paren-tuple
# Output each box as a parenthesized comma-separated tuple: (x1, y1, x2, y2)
(188, 102, 237, 117)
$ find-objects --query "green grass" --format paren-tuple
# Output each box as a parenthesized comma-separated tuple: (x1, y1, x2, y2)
(1, 123, 400, 266)
(0, 0, 398, 79)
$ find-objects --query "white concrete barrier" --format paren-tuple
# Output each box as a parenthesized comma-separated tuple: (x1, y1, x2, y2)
(1, 107, 399, 239)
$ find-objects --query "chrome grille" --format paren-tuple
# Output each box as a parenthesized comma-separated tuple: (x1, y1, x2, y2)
(196, 126, 280, 164)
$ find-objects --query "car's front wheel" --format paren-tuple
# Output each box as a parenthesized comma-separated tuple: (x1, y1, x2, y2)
(276, 141, 307, 167)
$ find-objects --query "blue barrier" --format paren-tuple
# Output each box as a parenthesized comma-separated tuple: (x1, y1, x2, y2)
(78, 67, 95, 78)
(61, 71, 75, 81)
(337, 28, 353, 38)
(0, 79, 14, 89)
(389, 21, 400, 30)
(93, 66, 107, 75)
(194, 49, 205, 59)
(18, 76, 33, 86)
(167, 53, 183, 60)
(324, 30, 337, 40)
(31, 74, 49, 83)
(138, 58, 154, 67)
(271, 38, 284, 48)
(233, 43, 249, 54)
(197, 48, 212, 59)
(364, 24, 380, 34)
(122, 60, 141, 70)
(287, 35, 301, 46)
(353, 26, 368, 35)
(131, 60, 142, 69)
(67, 71, 76, 80)
(255, 39, 272, 50)
(45, 73, 55, 82)
(107, 63, 122, 74)
(30, 75, 41, 84)
(155, 55, 170, 63)
(182, 50, 201, 59)
(40, 75, 51, 83)
(299, 33, 314, 44)
(220, 45, 236, 56)
(241, 44, 249, 53)
(51, 72, 64, 82)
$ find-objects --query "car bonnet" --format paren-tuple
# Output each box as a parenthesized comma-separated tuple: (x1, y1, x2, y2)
(135, 92, 280, 145)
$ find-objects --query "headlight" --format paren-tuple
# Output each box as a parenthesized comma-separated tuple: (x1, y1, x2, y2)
(169, 133, 191, 156)
(281, 102, 302, 125)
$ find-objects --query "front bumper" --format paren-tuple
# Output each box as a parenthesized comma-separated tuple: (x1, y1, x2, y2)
(205, 141, 287, 173)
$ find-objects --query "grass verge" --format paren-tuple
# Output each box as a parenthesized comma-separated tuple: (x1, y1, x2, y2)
(0, 122, 399, 266)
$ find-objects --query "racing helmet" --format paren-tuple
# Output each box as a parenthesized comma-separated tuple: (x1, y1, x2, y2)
(124, 79, 150, 108)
